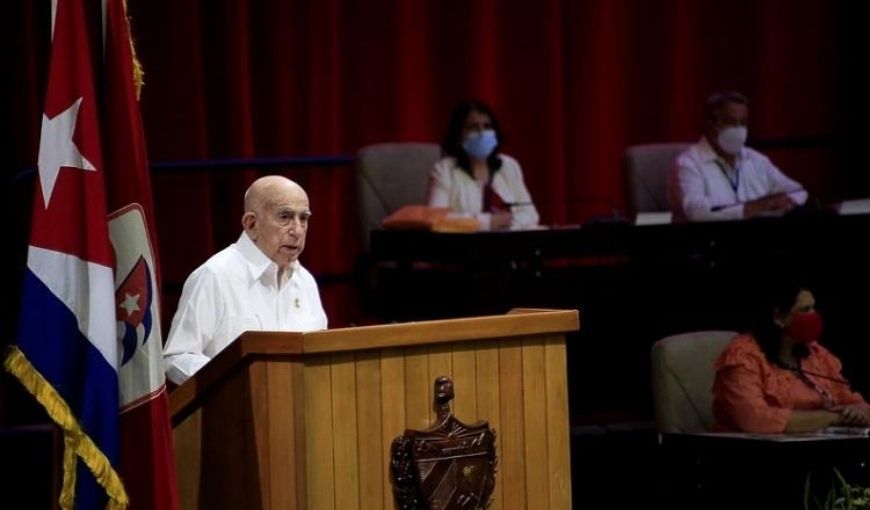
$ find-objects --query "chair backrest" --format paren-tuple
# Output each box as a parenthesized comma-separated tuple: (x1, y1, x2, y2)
(651, 330, 736, 433)
(623, 143, 690, 216)
(355, 142, 441, 250)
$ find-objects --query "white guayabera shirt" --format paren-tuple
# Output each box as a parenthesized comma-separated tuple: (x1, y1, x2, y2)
(163, 232, 327, 385)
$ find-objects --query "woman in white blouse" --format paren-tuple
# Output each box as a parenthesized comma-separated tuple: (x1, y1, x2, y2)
(428, 100, 539, 230)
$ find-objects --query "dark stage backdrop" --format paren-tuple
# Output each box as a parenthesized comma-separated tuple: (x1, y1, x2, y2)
(3, 0, 866, 331)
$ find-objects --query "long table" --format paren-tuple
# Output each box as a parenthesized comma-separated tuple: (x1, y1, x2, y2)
(368, 212, 870, 421)
(659, 432, 870, 508)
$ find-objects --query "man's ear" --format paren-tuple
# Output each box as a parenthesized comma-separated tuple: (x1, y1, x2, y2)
(241, 211, 257, 237)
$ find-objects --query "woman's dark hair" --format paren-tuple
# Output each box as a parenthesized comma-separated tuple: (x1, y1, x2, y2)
(749, 277, 810, 364)
(441, 99, 504, 177)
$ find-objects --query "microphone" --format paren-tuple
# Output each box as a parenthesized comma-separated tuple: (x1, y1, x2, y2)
(711, 203, 738, 212)
(710, 187, 808, 213)
(798, 368, 850, 386)
(777, 363, 851, 386)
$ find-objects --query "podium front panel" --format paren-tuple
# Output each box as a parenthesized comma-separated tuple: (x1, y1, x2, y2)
(300, 334, 571, 510)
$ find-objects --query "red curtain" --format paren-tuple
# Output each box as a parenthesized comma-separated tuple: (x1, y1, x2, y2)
(3, 0, 852, 329)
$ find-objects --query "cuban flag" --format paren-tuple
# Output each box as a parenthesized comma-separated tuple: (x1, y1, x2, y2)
(5, 0, 178, 508)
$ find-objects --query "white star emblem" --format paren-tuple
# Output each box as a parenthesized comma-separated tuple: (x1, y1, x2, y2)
(37, 97, 96, 208)
(119, 293, 141, 317)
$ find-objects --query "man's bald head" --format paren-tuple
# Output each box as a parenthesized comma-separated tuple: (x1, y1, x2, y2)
(244, 175, 308, 214)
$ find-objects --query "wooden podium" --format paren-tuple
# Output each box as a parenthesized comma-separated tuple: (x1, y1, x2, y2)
(170, 309, 579, 509)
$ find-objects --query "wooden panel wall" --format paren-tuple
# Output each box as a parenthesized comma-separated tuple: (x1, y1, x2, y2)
(302, 333, 572, 510)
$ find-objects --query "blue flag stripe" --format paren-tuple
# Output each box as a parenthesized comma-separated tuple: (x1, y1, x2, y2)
(17, 268, 121, 467)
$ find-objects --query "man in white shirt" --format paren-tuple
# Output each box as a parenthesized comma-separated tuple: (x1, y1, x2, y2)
(163, 176, 327, 385)
(668, 90, 807, 222)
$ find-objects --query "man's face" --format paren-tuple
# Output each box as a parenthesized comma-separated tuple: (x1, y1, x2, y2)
(249, 183, 311, 270)
(706, 101, 749, 154)
(713, 102, 749, 130)
(708, 101, 749, 139)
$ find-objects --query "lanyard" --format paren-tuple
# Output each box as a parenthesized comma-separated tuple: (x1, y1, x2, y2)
(777, 360, 837, 409)
(713, 159, 740, 194)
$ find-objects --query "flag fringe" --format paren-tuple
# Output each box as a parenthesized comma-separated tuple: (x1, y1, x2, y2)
(121, 0, 144, 99)
(4, 346, 129, 510)
(61, 435, 77, 509)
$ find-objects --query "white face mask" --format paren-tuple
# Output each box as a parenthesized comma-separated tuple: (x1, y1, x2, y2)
(717, 126, 748, 155)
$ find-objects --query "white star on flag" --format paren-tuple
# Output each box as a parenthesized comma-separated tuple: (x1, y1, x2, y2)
(119, 293, 141, 317)
(37, 96, 97, 208)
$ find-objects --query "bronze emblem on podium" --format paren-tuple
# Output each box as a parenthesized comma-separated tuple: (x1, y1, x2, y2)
(390, 376, 497, 510)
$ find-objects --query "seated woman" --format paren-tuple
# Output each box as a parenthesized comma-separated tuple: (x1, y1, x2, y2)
(713, 280, 870, 433)
(428, 100, 539, 230)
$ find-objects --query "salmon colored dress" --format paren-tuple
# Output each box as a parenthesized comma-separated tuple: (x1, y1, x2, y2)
(712, 334, 865, 433)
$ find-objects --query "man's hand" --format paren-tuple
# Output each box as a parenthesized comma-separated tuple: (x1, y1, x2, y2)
(743, 193, 796, 218)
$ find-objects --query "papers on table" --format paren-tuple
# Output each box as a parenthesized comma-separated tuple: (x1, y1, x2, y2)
(837, 198, 870, 216)
(635, 211, 673, 225)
